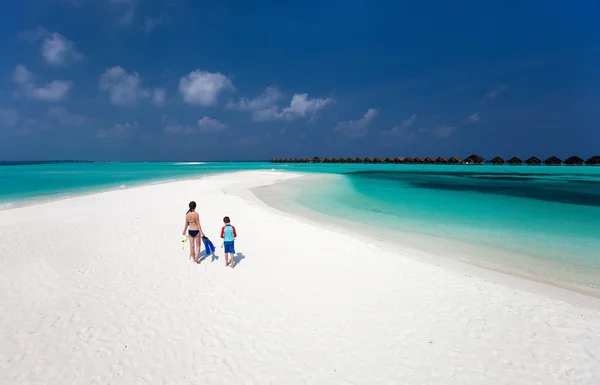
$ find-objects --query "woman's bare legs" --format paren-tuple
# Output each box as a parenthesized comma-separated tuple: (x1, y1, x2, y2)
(194, 236, 201, 263)
(189, 235, 196, 261)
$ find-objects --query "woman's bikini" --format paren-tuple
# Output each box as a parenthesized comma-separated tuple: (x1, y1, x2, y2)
(187, 212, 199, 237)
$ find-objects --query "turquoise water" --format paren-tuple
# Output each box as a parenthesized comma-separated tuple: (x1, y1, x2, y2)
(2, 162, 600, 289)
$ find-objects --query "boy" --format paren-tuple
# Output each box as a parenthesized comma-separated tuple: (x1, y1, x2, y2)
(220, 216, 237, 268)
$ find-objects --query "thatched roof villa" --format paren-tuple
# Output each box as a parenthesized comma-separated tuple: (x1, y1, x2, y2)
(393, 157, 405, 164)
(364, 158, 374, 163)
(586, 156, 600, 165)
(423, 157, 435, 164)
(413, 157, 425, 164)
(491, 156, 505, 165)
(373, 158, 384, 163)
(448, 156, 462, 164)
(544, 156, 562, 166)
(435, 157, 449, 164)
(525, 156, 542, 165)
(464, 154, 485, 165)
(507, 157, 522, 165)
(564, 156, 584, 166)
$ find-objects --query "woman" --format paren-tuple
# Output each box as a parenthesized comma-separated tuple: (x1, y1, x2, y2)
(183, 201, 204, 263)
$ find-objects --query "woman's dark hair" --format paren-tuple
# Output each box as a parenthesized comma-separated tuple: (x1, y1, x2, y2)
(187, 201, 196, 213)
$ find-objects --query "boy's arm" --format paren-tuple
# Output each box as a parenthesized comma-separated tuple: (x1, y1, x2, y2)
(220, 226, 225, 238)
(232, 226, 237, 238)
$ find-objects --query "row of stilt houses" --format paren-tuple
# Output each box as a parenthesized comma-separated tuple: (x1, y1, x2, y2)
(271, 155, 600, 165)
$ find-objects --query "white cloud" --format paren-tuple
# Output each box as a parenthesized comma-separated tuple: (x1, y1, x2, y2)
(151, 88, 166, 107)
(46, 107, 87, 126)
(179, 70, 234, 106)
(12, 65, 35, 84)
(41, 32, 83, 66)
(465, 112, 480, 123)
(99, 66, 150, 106)
(97, 121, 138, 139)
(163, 116, 225, 135)
(26, 81, 73, 102)
(252, 93, 333, 122)
(144, 18, 161, 32)
(19, 28, 82, 66)
(430, 125, 456, 138)
(197, 117, 226, 132)
(12, 66, 72, 102)
(484, 84, 508, 101)
(0, 108, 20, 128)
(383, 114, 417, 137)
(227, 86, 283, 111)
(334, 108, 378, 138)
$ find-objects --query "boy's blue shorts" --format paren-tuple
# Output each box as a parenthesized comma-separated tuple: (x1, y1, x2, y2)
(224, 241, 235, 254)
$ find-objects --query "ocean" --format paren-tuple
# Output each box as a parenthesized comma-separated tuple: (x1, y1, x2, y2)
(2, 162, 600, 290)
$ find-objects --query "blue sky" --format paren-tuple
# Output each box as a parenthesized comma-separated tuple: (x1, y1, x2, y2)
(1, 0, 599, 161)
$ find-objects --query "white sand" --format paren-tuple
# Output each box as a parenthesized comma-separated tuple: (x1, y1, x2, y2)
(1, 170, 599, 385)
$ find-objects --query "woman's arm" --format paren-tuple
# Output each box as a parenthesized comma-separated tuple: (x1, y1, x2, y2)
(196, 212, 205, 237)
(182, 215, 188, 236)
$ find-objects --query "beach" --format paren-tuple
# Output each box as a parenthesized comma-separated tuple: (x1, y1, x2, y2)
(1, 170, 599, 384)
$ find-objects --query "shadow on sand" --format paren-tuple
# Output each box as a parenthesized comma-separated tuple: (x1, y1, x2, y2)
(233, 252, 246, 267)
(196, 251, 245, 267)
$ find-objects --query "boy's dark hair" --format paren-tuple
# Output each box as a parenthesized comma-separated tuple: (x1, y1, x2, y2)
(223, 216, 230, 223)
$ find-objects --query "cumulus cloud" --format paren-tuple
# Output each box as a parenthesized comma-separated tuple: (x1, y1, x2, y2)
(27, 81, 73, 102)
(227, 87, 283, 112)
(0, 108, 20, 128)
(42, 32, 83, 66)
(197, 117, 226, 132)
(46, 107, 87, 126)
(12, 65, 72, 102)
(383, 114, 417, 137)
(254, 93, 333, 122)
(465, 112, 480, 123)
(483, 84, 508, 101)
(151, 88, 166, 107)
(163, 116, 225, 135)
(179, 70, 234, 106)
(19, 27, 82, 66)
(334, 108, 378, 138)
(12, 65, 35, 85)
(97, 121, 139, 139)
(99, 66, 150, 106)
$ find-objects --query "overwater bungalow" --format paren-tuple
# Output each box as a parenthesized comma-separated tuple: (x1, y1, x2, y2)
(586, 156, 600, 165)
(345, 158, 354, 163)
(393, 157, 405, 164)
(435, 157, 449, 164)
(404, 157, 415, 164)
(525, 156, 542, 165)
(312, 156, 324, 163)
(423, 157, 435, 164)
(413, 157, 425, 164)
(464, 154, 485, 165)
(337, 158, 346, 163)
(323, 158, 331, 163)
(491, 156, 505, 165)
(330, 158, 340, 163)
(384, 157, 394, 163)
(355, 158, 365, 163)
(364, 158, 374, 163)
(564, 156, 584, 166)
(544, 156, 562, 166)
(373, 158, 384, 163)
(448, 156, 462, 164)
(507, 156, 522, 165)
